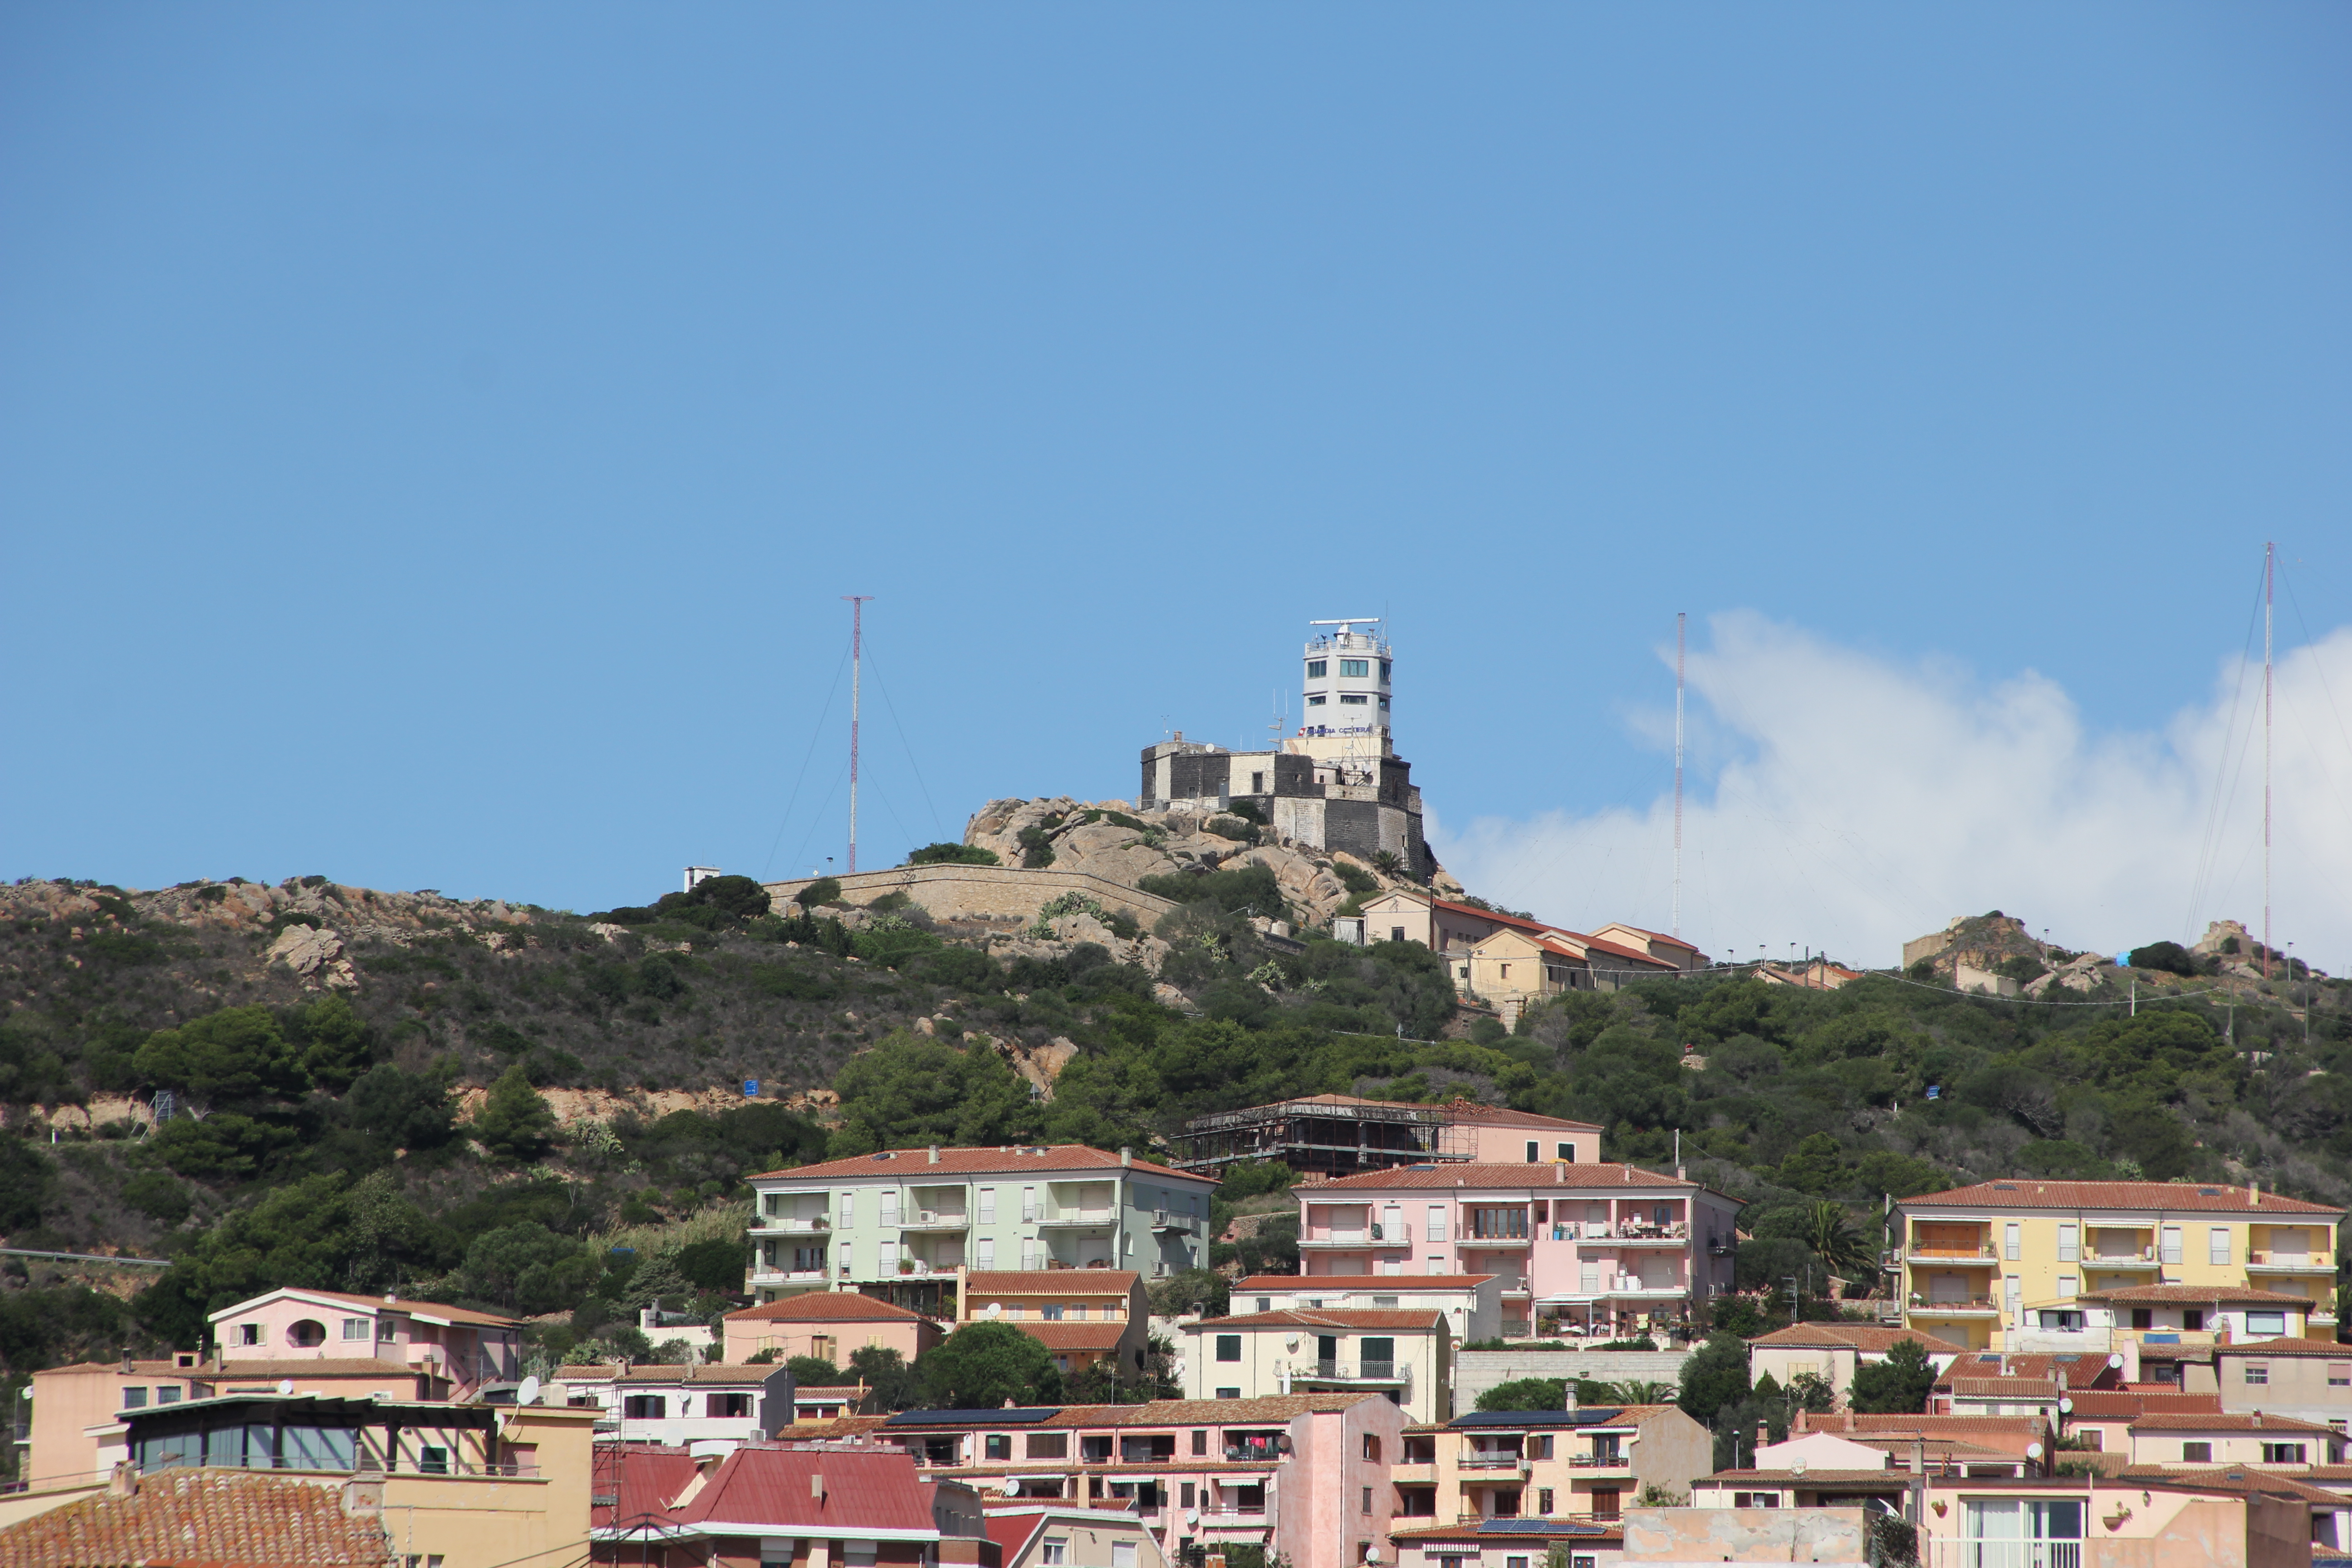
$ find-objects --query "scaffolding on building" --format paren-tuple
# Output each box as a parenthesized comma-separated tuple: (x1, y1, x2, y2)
(1171, 1094, 1475, 1178)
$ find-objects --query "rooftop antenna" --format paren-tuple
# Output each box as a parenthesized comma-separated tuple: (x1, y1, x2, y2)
(1673, 612, 1686, 940)
(843, 595, 873, 874)
(2263, 544, 2273, 981)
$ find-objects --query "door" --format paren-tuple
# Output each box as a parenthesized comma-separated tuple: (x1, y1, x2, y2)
(1318, 1334, 1338, 1374)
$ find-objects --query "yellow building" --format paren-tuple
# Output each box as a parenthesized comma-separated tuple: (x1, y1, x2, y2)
(1893, 1179, 2342, 1352)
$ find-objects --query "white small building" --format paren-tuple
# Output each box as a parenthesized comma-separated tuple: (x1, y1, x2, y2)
(1229, 1271, 1502, 1347)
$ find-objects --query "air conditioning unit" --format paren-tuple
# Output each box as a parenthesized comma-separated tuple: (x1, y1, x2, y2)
(1370, 1225, 1385, 1240)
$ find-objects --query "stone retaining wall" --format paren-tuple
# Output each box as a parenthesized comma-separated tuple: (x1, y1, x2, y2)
(1454, 1348, 1695, 1405)
(763, 864, 1181, 928)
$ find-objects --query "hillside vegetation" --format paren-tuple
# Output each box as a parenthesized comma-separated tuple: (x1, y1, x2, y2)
(3, 869, 2348, 1478)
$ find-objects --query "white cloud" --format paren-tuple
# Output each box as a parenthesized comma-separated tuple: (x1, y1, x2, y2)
(1428, 611, 2352, 971)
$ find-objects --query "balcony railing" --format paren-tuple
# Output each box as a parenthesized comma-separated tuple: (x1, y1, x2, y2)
(1926, 1541, 2082, 1568)
(2247, 1251, 2330, 1271)
(1303, 1229, 1370, 1246)
(1301, 1359, 1411, 1386)
(1152, 1210, 1203, 1234)
(1196, 1505, 1269, 1519)
(1910, 1246, 1999, 1261)
(1909, 1295, 2002, 1314)
(1222, 1445, 1288, 1465)
(1567, 1454, 1630, 1469)
(1039, 1210, 1115, 1229)
(755, 1215, 831, 1234)
(902, 1210, 970, 1230)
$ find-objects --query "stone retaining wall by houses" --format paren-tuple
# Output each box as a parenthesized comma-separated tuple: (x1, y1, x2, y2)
(1454, 1348, 1695, 1406)
(762, 864, 1181, 929)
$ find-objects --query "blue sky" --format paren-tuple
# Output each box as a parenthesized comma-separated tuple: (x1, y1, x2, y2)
(4, 5, 2348, 961)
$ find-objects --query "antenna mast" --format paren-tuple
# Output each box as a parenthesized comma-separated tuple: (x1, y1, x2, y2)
(843, 595, 873, 874)
(2263, 545, 2273, 981)
(1673, 611, 1686, 940)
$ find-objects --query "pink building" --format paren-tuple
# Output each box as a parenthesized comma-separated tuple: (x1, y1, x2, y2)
(722, 1290, 944, 1367)
(1297, 1163, 1741, 1339)
(589, 1441, 988, 1568)
(206, 1288, 522, 1394)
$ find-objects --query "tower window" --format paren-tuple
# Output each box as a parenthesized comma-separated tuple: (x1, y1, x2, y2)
(1340, 659, 1370, 677)
(1307, 694, 1327, 706)
(1380, 661, 1392, 681)
(1306, 660, 1328, 678)
(1341, 694, 1368, 705)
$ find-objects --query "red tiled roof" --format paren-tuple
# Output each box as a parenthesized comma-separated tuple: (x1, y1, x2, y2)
(2215, 1339, 2352, 1357)
(1936, 1353, 2115, 1391)
(41, 1359, 424, 1382)
(1309, 1162, 1692, 1192)
(1236, 1274, 1497, 1290)
(1700, 1469, 1912, 1486)
(2112, 1467, 2347, 1504)
(2066, 1392, 2221, 1419)
(966, 1271, 1140, 1295)
(1431, 898, 1554, 935)
(2077, 1284, 2321, 1307)
(2130, 1413, 2340, 1435)
(1016, 1322, 1131, 1353)
(1189, 1309, 1446, 1330)
(726, 1293, 932, 1323)
(749, 1146, 1207, 1184)
(1749, 1324, 1968, 1354)
(1434, 1101, 1603, 1133)
(207, 1288, 520, 1329)
(0, 1468, 391, 1568)
(1900, 1181, 2341, 1216)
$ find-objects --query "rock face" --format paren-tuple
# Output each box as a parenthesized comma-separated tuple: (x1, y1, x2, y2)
(264, 924, 358, 990)
(961, 796, 1438, 930)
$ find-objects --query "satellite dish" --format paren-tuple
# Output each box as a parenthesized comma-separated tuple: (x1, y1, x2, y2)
(1000, 1477, 1021, 1497)
(1365, 1552, 1381, 1564)
(1284, 1335, 1300, 1352)
(518, 1376, 542, 1408)
(2026, 1442, 2045, 1460)
(987, 1303, 1003, 1320)
(276, 1378, 295, 1396)
(1186, 1512, 1201, 1528)
(2107, 1353, 2124, 1369)
(2058, 1397, 2073, 1414)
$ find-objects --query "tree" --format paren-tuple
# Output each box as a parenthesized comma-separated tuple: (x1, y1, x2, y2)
(1148, 1269, 1231, 1320)
(134, 1006, 303, 1105)
(797, 878, 843, 910)
(850, 1345, 919, 1411)
(2128, 941, 2200, 978)
(1849, 1339, 1938, 1414)
(827, 1034, 1038, 1155)
(347, 1063, 457, 1151)
(293, 995, 374, 1091)
(1797, 1201, 1876, 1278)
(1774, 1134, 1852, 1196)
(788, 1355, 841, 1385)
(0, 1137, 56, 1230)
(1476, 1377, 1568, 1412)
(471, 1066, 558, 1161)
(461, 1223, 598, 1313)
(916, 1322, 1063, 1408)
(674, 1239, 749, 1293)
(907, 843, 1000, 867)
(1676, 1332, 1750, 1424)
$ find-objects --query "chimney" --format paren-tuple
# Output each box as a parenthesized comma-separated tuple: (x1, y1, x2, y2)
(812, 1471, 827, 1501)
(107, 1462, 139, 1499)
(1563, 1385, 1578, 1412)
(1553, 1164, 1563, 1185)
(929, 1146, 940, 1165)
(2252, 1410, 2263, 1427)
(1120, 1147, 1132, 1167)
(2249, 1181, 2260, 1205)
(1755, 1422, 1769, 1458)
(1676, 1167, 1687, 1181)
(120, 1350, 133, 1375)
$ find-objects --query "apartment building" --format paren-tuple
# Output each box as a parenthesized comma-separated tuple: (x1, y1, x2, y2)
(1891, 1179, 2343, 1352)
(962, 1270, 1150, 1379)
(808, 1392, 1406, 1568)
(571, 1364, 797, 1446)
(1298, 1162, 1742, 1339)
(206, 1287, 523, 1392)
(984, 1504, 1169, 1568)
(746, 1145, 1215, 1310)
(1392, 1402, 1712, 1528)
(1234, 1273, 1504, 1346)
(1181, 1308, 1451, 1423)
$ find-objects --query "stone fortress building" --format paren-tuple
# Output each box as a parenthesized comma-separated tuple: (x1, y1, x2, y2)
(1139, 618, 1434, 880)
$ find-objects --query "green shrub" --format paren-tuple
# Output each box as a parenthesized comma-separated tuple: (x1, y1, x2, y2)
(2128, 941, 2200, 977)
(798, 878, 844, 909)
(1205, 815, 1260, 844)
(908, 843, 1000, 867)
(1016, 827, 1057, 868)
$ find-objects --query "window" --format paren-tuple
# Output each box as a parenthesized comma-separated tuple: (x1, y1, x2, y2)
(1022, 1186, 1038, 1223)
(2056, 1275, 2078, 1298)
(2263, 1443, 2308, 1465)
(2005, 1223, 2022, 1261)
(1525, 1141, 1539, 1163)
(1025, 1434, 1068, 1458)
(2184, 1309, 2206, 1331)
(1558, 1143, 1575, 1162)
(1590, 1488, 1621, 1519)
(1113, 1546, 1137, 1568)
(1308, 694, 1327, 707)
(1216, 1335, 1242, 1362)
(1538, 1488, 1555, 1514)
(1530, 1436, 1553, 1459)
(2161, 1226, 2183, 1264)
(342, 1318, 371, 1341)
(977, 1238, 995, 1268)
(1391, 927, 1406, 943)
(1363, 1435, 1381, 1461)
(121, 1387, 147, 1409)
(2244, 1363, 2269, 1385)
(2132, 1308, 2153, 1329)
(1734, 1493, 1780, 1509)
(1373, 1296, 1398, 1308)
(979, 1188, 996, 1223)
(1362, 1487, 1373, 1515)
(417, 1446, 449, 1475)
(2329, 1364, 2350, 1387)
(2058, 1224, 2079, 1262)
(2183, 1442, 2212, 1463)
(984, 1434, 1011, 1460)
(378, 1319, 398, 1341)
(623, 1396, 664, 1419)
(711, 1393, 754, 1418)
(1426, 1205, 1448, 1243)
(1340, 659, 1370, 677)
(1306, 660, 1328, 678)
(156, 1387, 181, 1405)
(2210, 1227, 2232, 1266)
(1381, 661, 1392, 681)
(1181, 1482, 1197, 1507)
(238, 1323, 261, 1346)
(1042, 1305, 1065, 1321)
(1428, 1257, 1446, 1274)
(1251, 772, 1264, 794)
(2247, 1312, 2287, 1336)
(1192, 1429, 1208, 1455)
(1340, 694, 1368, 706)
(879, 1191, 898, 1224)
(1041, 1543, 1068, 1568)
(1216, 1387, 1241, 1400)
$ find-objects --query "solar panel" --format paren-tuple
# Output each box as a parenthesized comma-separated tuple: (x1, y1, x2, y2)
(1476, 1520, 1612, 1537)
(1450, 1409, 1623, 1429)
(885, 1407, 1062, 1426)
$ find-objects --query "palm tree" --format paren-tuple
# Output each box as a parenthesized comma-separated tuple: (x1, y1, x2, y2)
(1803, 1200, 1877, 1281)
(1601, 1379, 1676, 1406)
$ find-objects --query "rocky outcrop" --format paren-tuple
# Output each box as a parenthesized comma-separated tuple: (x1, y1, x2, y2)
(264, 924, 358, 990)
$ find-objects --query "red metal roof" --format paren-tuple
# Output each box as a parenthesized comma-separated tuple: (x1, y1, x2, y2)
(664, 1446, 943, 1537)
(593, 1446, 701, 1534)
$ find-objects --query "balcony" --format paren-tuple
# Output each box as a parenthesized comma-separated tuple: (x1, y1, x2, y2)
(1300, 1230, 1374, 1250)
(754, 1215, 831, 1235)
(1458, 1453, 1530, 1471)
(2247, 1251, 2335, 1274)
(1152, 1210, 1203, 1234)
(1221, 1445, 1288, 1465)
(1463, 1232, 1534, 1251)
(748, 1266, 830, 1284)
(1298, 1359, 1411, 1387)
(899, 1210, 971, 1233)
(1908, 1295, 2002, 1317)
(1598, 1281, 1687, 1299)
(1567, 1453, 1631, 1470)
(1037, 1210, 1116, 1230)
(2079, 1252, 2161, 1272)
(1909, 1246, 2000, 1263)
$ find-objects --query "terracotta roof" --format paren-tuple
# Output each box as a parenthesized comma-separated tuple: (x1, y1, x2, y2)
(1433, 1101, 1604, 1133)
(1936, 1353, 2115, 1391)
(208, 1288, 520, 1328)
(0, 1467, 392, 1568)
(726, 1293, 934, 1323)
(2214, 1339, 2352, 1357)
(2113, 1466, 2347, 1504)
(1749, 1324, 1969, 1354)
(869, 1394, 1383, 1429)
(1188, 1310, 1448, 1331)
(1700, 1469, 1913, 1487)
(1308, 1162, 1691, 1192)
(2076, 1284, 2321, 1307)
(677, 1445, 940, 1536)
(1387, 1522, 1623, 1544)
(1431, 898, 1554, 935)
(1592, 923, 1705, 956)
(1016, 1322, 1131, 1353)
(40, 1359, 424, 1382)
(748, 1147, 1208, 1183)
(966, 1271, 1140, 1295)
(1900, 1181, 2341, 1216)
(1235, 1274, 1497, 1291)
(2130, 1413, 2341, 1435)
(614, 1364, 780, 1386)
(1946, 1380, 2084, 1400)
(2065, 1392, 2222, 1418)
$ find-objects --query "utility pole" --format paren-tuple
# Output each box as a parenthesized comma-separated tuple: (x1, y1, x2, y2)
(843, 595, 873, 873)
(1673, 612, 1686, 941)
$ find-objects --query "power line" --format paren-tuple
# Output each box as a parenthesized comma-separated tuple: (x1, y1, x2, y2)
(757, 644, 852, 881)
